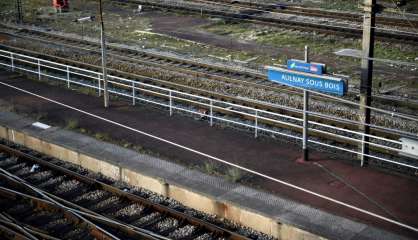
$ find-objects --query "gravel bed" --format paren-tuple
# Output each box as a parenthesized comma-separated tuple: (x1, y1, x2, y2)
(26, 170, 54, 182)
(5, 162, 27, 172)
(37, 176, 66, 189)
(73, 190, 108, 203)
(168, 225, 197, 239)
(133, 212, 162, 226)
(0, 156, 17, 167)
(42, 218, 70, 230)
(54, 179, 83, 194)
(112, 203, 145, 218)
(89, 196, 121, 211)
(155, 217, 180, 232)
(0, 144, 276, 240)
(4, 37, 417, 136)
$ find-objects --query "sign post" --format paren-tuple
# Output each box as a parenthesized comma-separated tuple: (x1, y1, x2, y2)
(302, 89, 309, 161)
(267, 47, 347, 162)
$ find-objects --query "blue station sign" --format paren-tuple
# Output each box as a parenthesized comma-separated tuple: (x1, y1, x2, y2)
(287, 59, 325, 75)
(267, 66, 347, 96)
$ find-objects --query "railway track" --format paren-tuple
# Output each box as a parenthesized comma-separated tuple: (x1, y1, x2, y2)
(1, 25, 418, 174)
(1, 23, 417, 114)
(118, 0, 418, 44)
(194, 0, 418, 28)
(0, 141, 253, 240)
(1, 43, 418, 176)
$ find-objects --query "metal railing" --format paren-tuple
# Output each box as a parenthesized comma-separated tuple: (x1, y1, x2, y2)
(0, 49, 417, 171)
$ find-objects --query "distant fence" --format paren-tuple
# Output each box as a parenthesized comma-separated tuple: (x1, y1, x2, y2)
(0, 49, 417, 172)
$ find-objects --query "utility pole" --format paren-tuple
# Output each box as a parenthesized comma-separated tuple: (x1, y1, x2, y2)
(99, 0, 109, 108)
(16, 0, 23, 24)
(359, 0, 376, 166)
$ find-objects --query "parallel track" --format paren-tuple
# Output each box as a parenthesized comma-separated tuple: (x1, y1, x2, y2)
(198, 0, 418, 28)
(118, 0, 418, 44)
(1, 24, 417, 112)
(0, 142, 252, 240)
(1, 27, 418, 175)
(2, 43, 418, 176)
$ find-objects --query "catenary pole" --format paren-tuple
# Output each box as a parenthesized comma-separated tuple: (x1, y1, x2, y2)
(99, 0, 109, 108)
(16, 0, 23, 24)
(359, 0, 376, 166)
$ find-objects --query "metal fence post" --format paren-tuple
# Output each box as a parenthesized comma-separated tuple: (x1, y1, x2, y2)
(361, 135, 366, 166)
(66, 66, 70, 88)
(169, 91, 173, 116)
(98, 73, 102, 97)
(210, 99, 213, 126)
(37, 59, 41, 80)
(132, 81, 136, 106)
(255, 110, 258, 138)
(11, 53, 14, 71)
(302, 90, 309, 161)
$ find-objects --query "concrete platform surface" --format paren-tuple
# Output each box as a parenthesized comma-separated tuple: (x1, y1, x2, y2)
(0, 70, 417, 239)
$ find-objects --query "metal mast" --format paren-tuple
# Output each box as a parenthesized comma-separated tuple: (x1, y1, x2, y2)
(359, 0, 376, 166)
(99, 0, 109, 108)
(16, 0, 23, 23)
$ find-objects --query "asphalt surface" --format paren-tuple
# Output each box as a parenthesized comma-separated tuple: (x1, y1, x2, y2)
(0, 70, 417, 238)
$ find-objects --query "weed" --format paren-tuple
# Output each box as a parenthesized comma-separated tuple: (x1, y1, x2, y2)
(225, 167, 244, 183)
(94, 132, 110, 141)
(65, 119, 79, 130)
(35, 112, 48, 121)
(204, 162, 217, 175)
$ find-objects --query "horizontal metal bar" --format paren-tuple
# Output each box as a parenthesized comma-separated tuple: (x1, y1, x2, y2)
(309, 120, 402, 145)
(1, 49, 416, 171)
(310, 140, 418, 170)
(3, 81, 417, 234)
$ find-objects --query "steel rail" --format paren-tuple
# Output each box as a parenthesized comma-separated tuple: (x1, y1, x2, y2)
(192, 0, 418, 28)
(0, 169, 170, 240)
(0, 222, 34, 240)
(2, 32, 417, 128)
(0, 83, 417, 235)
(0, 143, 251, 240)
(118, 0, 418, 43)
(1, 24, 418, 113)
(0, 185, 118, 240)
(1, 48, 416, 173)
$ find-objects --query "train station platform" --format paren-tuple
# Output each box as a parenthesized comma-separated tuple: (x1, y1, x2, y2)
(0, 70, 417, 239)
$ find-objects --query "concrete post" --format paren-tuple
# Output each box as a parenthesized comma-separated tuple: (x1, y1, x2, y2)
(99, 0, 109, 108)
(359, 0, 376, 166)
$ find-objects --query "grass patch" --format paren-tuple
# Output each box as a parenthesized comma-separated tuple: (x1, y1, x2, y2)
(203, 161, 218, 175)
(225, 167, 244, 183)
(94, 132, 111, 141)
(65, 118, 79, 130)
